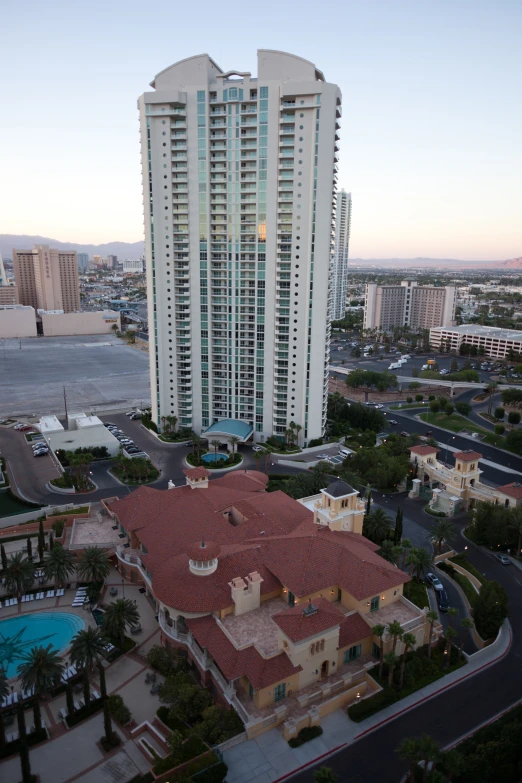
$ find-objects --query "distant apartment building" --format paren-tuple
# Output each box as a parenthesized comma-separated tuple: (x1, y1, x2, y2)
(430, 324, 522, 358)
(331, 190, 352, 321)
(107, 254, 118, 269)
(363, 280, 456, 332)
(77, 252, 89, 272)
(13, 245, 80, 313)
(0, 254, 18, 305)
(122, 259, 144, 274)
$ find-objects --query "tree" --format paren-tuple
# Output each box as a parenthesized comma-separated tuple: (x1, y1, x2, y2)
(0, 668, 8, 748)
(429, 519, 454, 554)
(17, 701, 32, 783)
(396, 735, 422, 782)
(42, 543, 76, 588)
(3, 552, 34, 599)
(209, 439, 220, 458)
(227, 435, 241, 455)
(314, 767, 338, 783)
(426, 610, 438, 658)
(0, 544, 7, 572)
(26, 537, 32, 561)
(413, 547, 432, 581)
(400, 538, 412, 571)
(399, 632, 416, 689)
(37, 518, 45, 562)
(459, 617, 474, 654)
(373, 624, 386, 680)
(444, 627, 457, 668)
(450, 358, 458, 373)
(472, 580, 509, 639)
(444, 402, 454, 416)
(447, 606, 459, 628)
(508, 410, 521, 425)
(70, 626, 107, 706)
(364, 507, 392, 545)
(49, 532, 54, 551)
(102, 598, 140, 648)
(417, 734, 441, 783)
(429, 400, 440, 414)
(252, 450, 264, 471)
(455, 401, 472, 416)
(494, 406, 505, 420)
(77, 547, 111, 584)
(394, 506, 403, 544)
(486, 383, 498, 415)
(384, 651, 397, 687)
(494, 424, 505, 435)
(98, 660, 118, 747)
(388, 621, 403, 654)
(378, 540, 395, 562)
(17, 644, 64, 733)
(415, 394, 424, 402)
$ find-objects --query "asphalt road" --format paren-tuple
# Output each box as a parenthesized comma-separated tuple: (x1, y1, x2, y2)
(294, 516, 521, 782)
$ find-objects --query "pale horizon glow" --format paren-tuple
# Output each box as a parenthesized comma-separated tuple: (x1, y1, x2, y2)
(1, 0, 521, 260)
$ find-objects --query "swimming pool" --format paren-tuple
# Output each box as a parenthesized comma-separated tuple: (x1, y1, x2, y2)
(201, 452, 228, 463)
(0, 612, 85, 678)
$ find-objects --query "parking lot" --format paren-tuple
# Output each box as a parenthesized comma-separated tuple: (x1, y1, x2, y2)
(0, 335, 150, 418)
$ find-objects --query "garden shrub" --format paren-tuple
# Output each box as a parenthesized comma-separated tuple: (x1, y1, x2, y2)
(147, 645, 186, 677)
(194, 705, 244, 745)
(108, 693, 132, 725)
(288, 725, 323, 747)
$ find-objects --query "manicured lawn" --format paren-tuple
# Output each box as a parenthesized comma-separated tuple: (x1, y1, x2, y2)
(389, 403, 427, 410)
(404, 580, 430, 610)
(419, 412, 489, 435)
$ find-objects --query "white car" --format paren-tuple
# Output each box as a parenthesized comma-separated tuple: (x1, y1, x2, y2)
(252, 445, 265, 453)
(374, 404, 384, 409)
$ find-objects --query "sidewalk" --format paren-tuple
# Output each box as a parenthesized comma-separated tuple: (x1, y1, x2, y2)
(223, 619, 511, 783)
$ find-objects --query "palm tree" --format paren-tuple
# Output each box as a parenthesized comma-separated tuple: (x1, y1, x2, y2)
(400, 538, 412, 571)
(69, 627, 107, 707)
(252, 450, 264, 472)
(396, 736, 422, 782)
(377, 539, 395, 562)
(373, 624, 386, 679)
(429, 519, 454, 554)
(228, 435, 240, 456)
(209, 439, 220, 458)
(417, 734, 441, 783)
(17, 700, 32, 783)
(439, 748, 465, 781)
(364, 508, 392, 544)
(406, 547, 419, 579)
(384, 651, 397, 688)
(77, 547, 111, 584)
(399, 632, 416, 689)
(102, 598, 140, 648)
(0, 668, 8, 748)
(97, 659, 117, 746)
(426, 610, 438, 659)
(447, 607, 459, 628)
(486, 382, 498, 415)
(191, 433, 202, 459)
(388, 620, 403, 654)
(459, 618, 474, 655)
(3, 552, 34, 599)
(42, 543, 76, 588)
(17, 644, 64, 733)
(413, 547, 432, 581)
(444, 627, 458, 669)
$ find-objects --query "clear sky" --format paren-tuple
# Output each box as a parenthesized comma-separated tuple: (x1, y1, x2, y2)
(2, 0, 521, 260)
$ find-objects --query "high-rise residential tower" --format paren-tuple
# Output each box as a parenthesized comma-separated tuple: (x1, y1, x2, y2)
(77, 253, 89, 272)
(138, 50, 341, 445)
(330, 190, 352, 320)
(13, 245, 80, 313)
(363, 279, 456, 331)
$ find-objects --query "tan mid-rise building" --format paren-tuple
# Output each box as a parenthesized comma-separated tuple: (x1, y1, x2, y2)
(0, 285, 18, 305)
(13, 245, 80, 313)
(364, 279, 456, 332)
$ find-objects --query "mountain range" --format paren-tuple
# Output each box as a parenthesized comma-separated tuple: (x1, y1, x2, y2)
(0, 235, 520, 270)
(0, 234, 145, 260)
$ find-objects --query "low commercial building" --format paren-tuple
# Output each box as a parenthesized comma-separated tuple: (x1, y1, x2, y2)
(430, 324, 522, 358)
(0, 285, 19, 305)
(39, 412, 120, 456)
(0, 305, 37, 337)
(107, 472, 439, 739)
(40, 310, 120, 336)
(364, 279, 456, 331)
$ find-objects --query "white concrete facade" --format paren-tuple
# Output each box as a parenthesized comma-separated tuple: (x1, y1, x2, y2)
(430, 324, 522, 358)
(40, 310, 120, 336)
(138, 50, 341, 444)
(0, 305, 37, 338)
(39, 412, 121, 456)
(331, 190, 351, 321)
(363, 280, 456, 331)
(122, 260, 144, 273)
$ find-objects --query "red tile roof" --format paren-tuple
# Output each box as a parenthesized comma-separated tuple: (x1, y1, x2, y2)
(338, 612, 373, 648)
(454, 450, 482, 462)
(186, 540, 221, 562)
(272, 598, 346, 643)
(409, 445, 439, 456)
(497, 482, 522, 499)
(184, 467, 211, 479)
(186, 615, 301, 689)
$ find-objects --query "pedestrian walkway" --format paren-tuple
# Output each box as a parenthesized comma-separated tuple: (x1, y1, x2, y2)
(223, 619, 511, 783)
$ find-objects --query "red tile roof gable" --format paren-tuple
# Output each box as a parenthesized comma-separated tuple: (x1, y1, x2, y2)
(273, 597, 346, 643)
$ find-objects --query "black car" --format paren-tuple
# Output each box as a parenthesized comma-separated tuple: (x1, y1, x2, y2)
(437, 589, 449, 612)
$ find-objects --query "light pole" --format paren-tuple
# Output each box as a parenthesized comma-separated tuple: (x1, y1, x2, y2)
(445, 436, 456, 464)
(121, 578, 125, 599)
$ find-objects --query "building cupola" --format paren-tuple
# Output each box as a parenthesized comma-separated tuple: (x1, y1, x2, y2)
(186, 539, 220, 575)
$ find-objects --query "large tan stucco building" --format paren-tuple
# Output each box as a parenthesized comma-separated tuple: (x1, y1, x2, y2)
(364, 279, 456, 332)
(107, 471, 440, 739)
(13, 245, 80, 313)
(0, 285, 18, 305)
(0, 305, 37, 338)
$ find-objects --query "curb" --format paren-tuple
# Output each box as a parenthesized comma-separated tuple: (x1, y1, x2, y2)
(353, 623, 512, 740)
(272, 743, 347, 783)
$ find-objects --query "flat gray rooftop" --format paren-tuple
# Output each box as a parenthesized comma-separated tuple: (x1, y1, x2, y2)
(431, 324, 522, 341)
(0, 335, 151, 417)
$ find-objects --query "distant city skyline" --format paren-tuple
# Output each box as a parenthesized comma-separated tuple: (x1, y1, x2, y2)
(2, 0, 521, 260)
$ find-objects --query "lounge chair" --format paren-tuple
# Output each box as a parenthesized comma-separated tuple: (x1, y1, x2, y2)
(21, 595, 26, 603)
(130, 624, 142, 635)
(56, 588, 64, 596)
(70, 665, 77, 676)
(29, 593, 35, 601)
(59, 707, 68, 720)
(7, 730, 19, 743)
(36, 592, 43, 600)
(74, 700, 82, 711)
(46, 590, 55, 598)
(12, 597, 18, 605)
(91, 690, 101, 700)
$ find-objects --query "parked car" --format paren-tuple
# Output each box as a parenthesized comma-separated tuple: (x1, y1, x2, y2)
(18, 425, 33, 432)
(389, 419, 398, 425)
(427, 572, 443, 591)
(400, 431, 409, 437)
(125, 411, 135, 417)
(252, 445, 265, 452)
(374, 404, 384, 409)
(130, 413, 142, 420)
(496, 554, 511, 565)
(437, 589, 449, 612)
(104, 422, 117, 427)
(33, 450, 48, 458)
